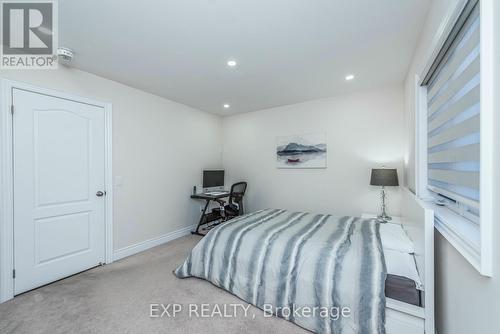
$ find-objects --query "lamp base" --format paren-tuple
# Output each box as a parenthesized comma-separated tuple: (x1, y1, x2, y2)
(377, 186, 392, 223)
(377, 214, 392, 223)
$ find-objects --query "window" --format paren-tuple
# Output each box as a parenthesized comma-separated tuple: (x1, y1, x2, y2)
(418, 0, 493, 276)
(424, 1, 480, 221)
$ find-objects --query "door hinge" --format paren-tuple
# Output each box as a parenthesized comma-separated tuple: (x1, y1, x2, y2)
(12, 269, 15, 279)
(10, 105, 14, 115)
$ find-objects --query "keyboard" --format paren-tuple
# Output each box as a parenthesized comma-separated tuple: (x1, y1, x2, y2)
(204, 191, 228, 196)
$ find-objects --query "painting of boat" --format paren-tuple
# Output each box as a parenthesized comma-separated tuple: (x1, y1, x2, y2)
(276, 133, 326, 168)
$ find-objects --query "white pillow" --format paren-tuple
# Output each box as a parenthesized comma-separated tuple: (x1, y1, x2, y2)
(384, 249, 422, 289)
(380, 222, 414, 254)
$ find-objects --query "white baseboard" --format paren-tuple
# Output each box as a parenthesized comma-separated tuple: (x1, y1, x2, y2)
(113, 224, 195, 261)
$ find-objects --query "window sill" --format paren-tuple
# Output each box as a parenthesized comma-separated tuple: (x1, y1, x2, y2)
(430, 202, 482, 273)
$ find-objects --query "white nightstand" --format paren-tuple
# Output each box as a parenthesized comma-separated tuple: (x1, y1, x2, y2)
(361, 213, 402, 224)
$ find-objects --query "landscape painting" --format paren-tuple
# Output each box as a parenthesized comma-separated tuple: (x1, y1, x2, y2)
(276, 133, 327, 168)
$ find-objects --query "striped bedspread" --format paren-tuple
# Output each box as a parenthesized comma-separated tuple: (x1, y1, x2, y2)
(175, 209, 387, 334)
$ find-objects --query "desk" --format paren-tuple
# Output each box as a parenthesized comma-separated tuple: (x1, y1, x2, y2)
(191, 192, 229, 236)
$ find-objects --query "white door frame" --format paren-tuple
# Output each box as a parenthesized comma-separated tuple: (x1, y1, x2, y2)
(0, 79, 114, 303)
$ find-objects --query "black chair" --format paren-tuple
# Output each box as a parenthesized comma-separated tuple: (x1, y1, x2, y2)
(212, 182, 247, 220)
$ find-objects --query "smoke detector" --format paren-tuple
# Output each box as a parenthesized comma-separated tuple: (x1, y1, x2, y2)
(57, 47, 74, 62)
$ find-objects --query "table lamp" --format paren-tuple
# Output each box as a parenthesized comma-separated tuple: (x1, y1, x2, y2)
(370, 168, 399, 222)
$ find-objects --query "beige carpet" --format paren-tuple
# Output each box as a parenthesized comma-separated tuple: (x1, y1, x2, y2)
(0, 235, 307, 334)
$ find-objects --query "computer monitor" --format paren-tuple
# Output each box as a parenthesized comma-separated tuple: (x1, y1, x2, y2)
(203, 170, 225, 189)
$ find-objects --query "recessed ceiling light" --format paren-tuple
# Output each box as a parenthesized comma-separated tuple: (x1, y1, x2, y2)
(227, 60, 237, 67)
(223, 104, 230, 109)
(345, 74, 355, 81)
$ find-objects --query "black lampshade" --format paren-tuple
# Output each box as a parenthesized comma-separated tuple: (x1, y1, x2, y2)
(370, 168, 399, 187)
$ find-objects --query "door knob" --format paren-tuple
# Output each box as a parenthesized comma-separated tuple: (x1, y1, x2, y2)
(96, 191, 104, 197)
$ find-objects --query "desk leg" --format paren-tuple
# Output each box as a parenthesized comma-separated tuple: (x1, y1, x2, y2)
(192, 200, 210, 236)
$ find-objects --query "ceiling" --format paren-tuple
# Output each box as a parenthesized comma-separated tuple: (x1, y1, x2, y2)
(59, 0, 431, 115)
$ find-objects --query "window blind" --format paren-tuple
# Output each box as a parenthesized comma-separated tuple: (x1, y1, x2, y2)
(425, 2, 480, 210)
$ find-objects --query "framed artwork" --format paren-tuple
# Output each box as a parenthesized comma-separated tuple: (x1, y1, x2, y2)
(276, 133, 326, 168)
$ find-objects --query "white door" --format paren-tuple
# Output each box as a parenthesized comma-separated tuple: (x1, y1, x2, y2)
(13, 88, 106, 295)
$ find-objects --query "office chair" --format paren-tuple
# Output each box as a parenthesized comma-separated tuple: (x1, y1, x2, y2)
(212, 182, 247, 220)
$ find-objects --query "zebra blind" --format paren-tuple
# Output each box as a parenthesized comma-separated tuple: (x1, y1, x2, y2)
(426, 2, 480, 210)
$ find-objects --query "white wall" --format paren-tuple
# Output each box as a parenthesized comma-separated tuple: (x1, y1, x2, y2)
(222, 85, 405, 217)
(404, 1, 500, 333)
(0, 67, 222, 250)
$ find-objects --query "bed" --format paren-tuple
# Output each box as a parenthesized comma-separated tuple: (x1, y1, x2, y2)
(175, 189, 434, 334)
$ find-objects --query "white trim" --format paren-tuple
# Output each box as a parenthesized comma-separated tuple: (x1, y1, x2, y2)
(478, 0, 494, 277)
(113, 225, 195, 261)
(414, 75, 432, 200)
(0, 79, 114, 302)
(0, 80, 14, 303)
(434, 207, 481, 272)
(422, 199, 435, 334)
(104, 103, 114, 264)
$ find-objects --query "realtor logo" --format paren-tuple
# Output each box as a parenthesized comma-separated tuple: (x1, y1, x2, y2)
(1, 0, 58, 69)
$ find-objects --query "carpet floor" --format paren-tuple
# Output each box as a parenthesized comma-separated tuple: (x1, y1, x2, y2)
(0, 235, 307, 334)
